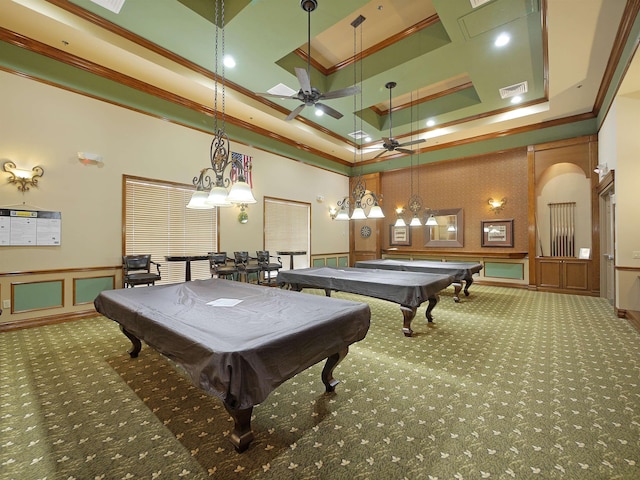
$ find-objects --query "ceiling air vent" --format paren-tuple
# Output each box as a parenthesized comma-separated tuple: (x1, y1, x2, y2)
(90, 0, 126, 14)
(348, 130, 369, 140)
(469, 0, 493, 8)
(267, 83, 297, 97)
(499, 81, 528, 99)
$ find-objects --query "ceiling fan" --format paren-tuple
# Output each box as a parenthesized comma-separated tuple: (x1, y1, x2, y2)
(373, 81, 425, 158)
(256, 0, 360, 121)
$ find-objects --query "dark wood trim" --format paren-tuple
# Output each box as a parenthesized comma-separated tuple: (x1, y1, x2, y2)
(0, 265, 120, 277)
(593, 0, 640, 117)
(369, 82, 475, 117)
(596, 169, 615, 195)
(0, 309, 97, 332)
(381, 249, 528, 259)
(625, 309, 640, 332)
(358, 111, 594, 167)
(294, 15, 441, 76)
(615, 265, 640, 272)
(528, 145, 537, 287)
(0, 27, 354, 165)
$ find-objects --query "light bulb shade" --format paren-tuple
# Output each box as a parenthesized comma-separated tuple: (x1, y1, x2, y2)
(425, 214, 438, 226)
(367, 205, 385, 218)
(447, 224, 456, 232)
(351, 207, 366, 220)
(227, 181, 257, 204)
(207, 186, 232, 207)
(409, 215, 422, 226)
(334, 210, 350, 221)
(187, 191, 213, 209)
(394, 217, 406, 227)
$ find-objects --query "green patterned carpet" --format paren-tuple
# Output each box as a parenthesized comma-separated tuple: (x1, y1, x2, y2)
(2, 285, 639, 479)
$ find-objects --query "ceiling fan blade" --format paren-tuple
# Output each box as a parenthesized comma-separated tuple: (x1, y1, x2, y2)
(321, 85, 361, 100)
(315, 103, 343, 120)
(294, 67, 312, 94)
(397, 138, 426, 147)
(373, 149, 389, 159)
(255, 92, 296, 100)
(396, 148, 415, 155)
(285, 104, 306, 121)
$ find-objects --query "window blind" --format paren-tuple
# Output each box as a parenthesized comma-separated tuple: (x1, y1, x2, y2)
(124, 176, 218, 283)
(264, 197, 310, 270)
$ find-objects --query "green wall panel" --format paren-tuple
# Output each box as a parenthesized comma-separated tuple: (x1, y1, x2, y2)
(484, 262, 524, 280)
(338, 256, 349, 267)
(326, 257, 338, 267)
(13, 280, 63, 312)
(312, 258, 325, 267)
(74, 276, 115, 305)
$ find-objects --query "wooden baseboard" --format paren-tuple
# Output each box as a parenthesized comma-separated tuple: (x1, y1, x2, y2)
(0, 310, 97, 332)
(625, 309, 640, 332)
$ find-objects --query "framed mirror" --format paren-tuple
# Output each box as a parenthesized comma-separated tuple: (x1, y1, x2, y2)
(424, 208, 464, 247)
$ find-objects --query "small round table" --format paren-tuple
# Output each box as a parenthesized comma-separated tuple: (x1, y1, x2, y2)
(276, 251, 307, 270)
(165, 255, 210, 281)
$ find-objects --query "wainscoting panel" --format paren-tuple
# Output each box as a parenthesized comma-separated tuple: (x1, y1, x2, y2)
(484, 262, 524, 280)
(13, 280, 64, 313)
(74, 276, 115, 305)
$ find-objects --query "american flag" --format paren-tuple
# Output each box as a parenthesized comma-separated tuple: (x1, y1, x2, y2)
(231, 152, 253, 187)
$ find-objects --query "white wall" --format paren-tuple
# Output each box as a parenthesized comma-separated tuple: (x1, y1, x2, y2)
(0, 71, 349, 273)
(598, 96, 640, 311)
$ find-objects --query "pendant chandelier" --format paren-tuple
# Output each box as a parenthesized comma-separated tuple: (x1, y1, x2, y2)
(404, 89, 437, 227)
(187, 0, 256, 209)
(334, 14, 384, 221)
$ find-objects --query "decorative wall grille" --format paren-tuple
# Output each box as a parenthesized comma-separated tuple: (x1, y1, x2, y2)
(549, 202, 576, 257)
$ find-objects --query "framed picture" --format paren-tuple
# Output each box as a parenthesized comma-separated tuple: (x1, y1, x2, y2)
(481, 219, 514, 247)
(390, 224, 411, 246)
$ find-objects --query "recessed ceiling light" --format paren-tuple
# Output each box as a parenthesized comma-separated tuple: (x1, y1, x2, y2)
(426, 119, 435, 127)
(511, 95, 522, 104)
(495, 33, 510, 47)
(315, 109, 324, 117)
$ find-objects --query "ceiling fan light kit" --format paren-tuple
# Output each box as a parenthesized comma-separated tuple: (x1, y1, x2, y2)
(373, 81, 426, 158)
(256, 0, 358, 121)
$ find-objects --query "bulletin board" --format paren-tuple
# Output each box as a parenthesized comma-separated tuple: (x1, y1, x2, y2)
(0, 209, 62, 246)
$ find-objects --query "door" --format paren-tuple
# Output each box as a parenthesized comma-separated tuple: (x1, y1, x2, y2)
(600, 187, 615, 305)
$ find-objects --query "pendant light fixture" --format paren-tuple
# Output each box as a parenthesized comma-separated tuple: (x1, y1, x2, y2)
(334, 15, 384, 221)
(187, 0, 256, 209)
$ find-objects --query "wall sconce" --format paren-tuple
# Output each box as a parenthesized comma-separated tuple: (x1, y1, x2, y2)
(330, 203, 351, 221)
(488, 197, 507, 214)
(394, 207, 406, 227)
(3, 161, 44, 192)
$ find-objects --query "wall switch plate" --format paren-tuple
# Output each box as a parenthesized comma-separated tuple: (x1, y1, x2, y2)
(2, 299, 10, 309)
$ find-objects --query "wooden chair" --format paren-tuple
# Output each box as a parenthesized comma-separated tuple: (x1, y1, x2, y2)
(209, 252, 238, 280)
(233, 251, 260, 283)
(256, 250, 282, 285)
(122, 254, 161, 288)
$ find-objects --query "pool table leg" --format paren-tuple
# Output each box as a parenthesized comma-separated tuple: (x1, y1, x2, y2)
(464, 277, 473, 296)
(400, 305, 417, 337)
(223, 403, 255, 453)
(452, 282, 462, 302)
(322, 347, 348, 392)
(425, 295, 439, 323)
(120, 326, 142, 358)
